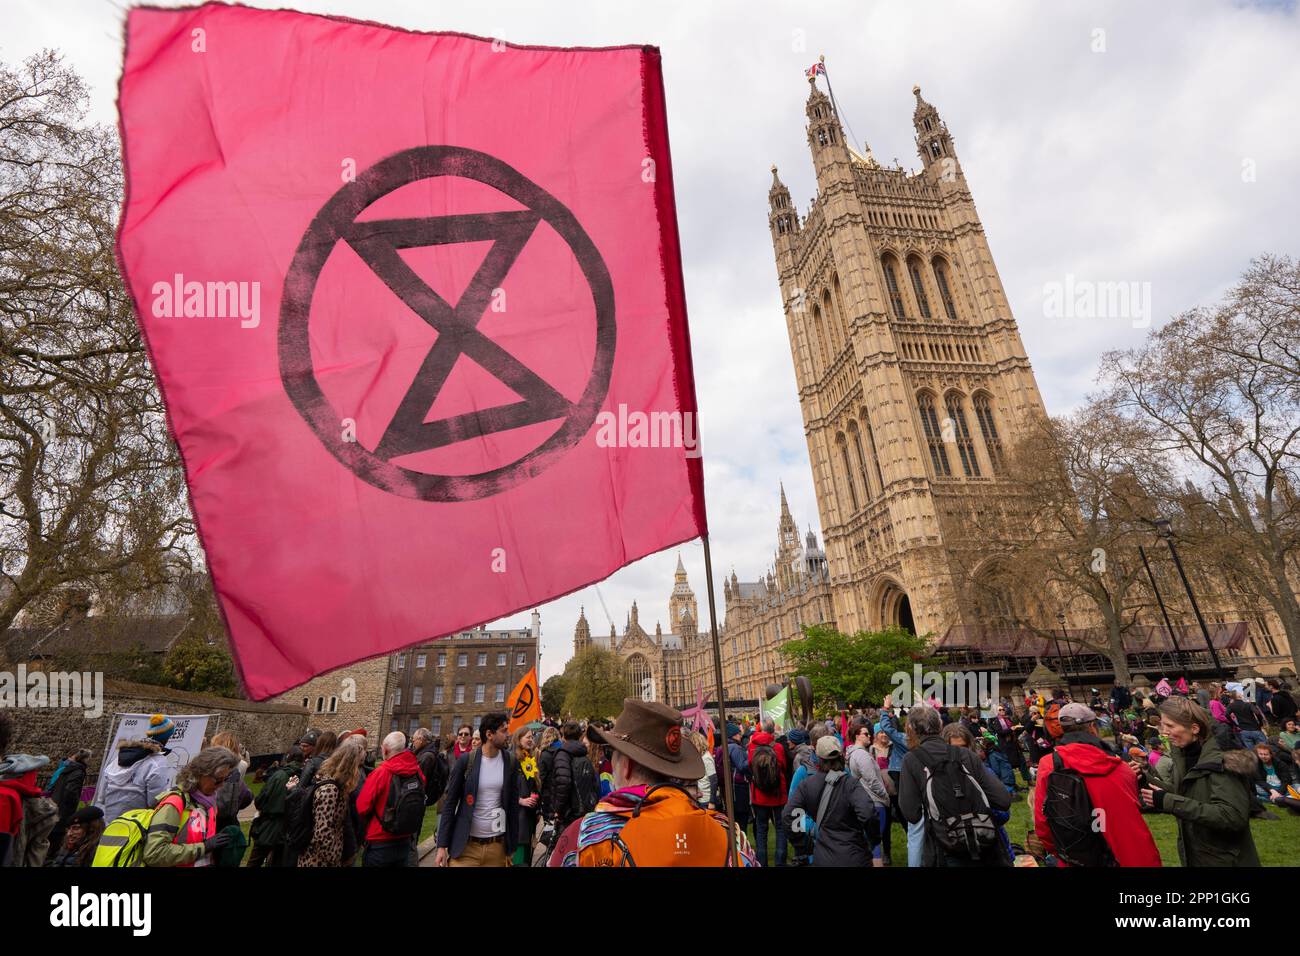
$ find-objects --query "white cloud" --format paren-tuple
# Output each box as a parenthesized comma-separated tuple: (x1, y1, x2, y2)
(7, 0, 1296, 681)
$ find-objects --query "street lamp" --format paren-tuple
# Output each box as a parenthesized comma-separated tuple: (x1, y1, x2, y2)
(1153, 518, 1226, 678)
(1138, 544, 1188, 678)
(1053, 611, 1076, 699)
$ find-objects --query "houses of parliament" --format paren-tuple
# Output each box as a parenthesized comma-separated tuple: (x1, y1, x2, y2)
(574, 75, 1293, 710)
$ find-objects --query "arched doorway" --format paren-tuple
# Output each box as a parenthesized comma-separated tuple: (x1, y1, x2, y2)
(625, 653, 654, 701)
(898, 594, 915, 634)
(878, 582, 915, 634)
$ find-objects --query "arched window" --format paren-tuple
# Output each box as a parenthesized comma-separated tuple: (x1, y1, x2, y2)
(811, 304, 830, 370)
(882, 256, 906, 319)
(626, 654, 653, 701)
(933, 258, 958, 321)
(973, 393, 1004, 473)
(832, 273, 850, 341)
(836, 433, 859, 512)
(907, 256, 932, 319)
(849, 421, 872, 500)
(944, 392, 981, 477)
(917, 393, 951, 478)
(865, 421, 885, 492)
(823, 289, 840, 351)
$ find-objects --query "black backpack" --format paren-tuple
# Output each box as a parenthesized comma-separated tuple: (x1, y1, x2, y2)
(285, 777, 341, 852)
(568, 752, 599, 818)
(915, 744, 997, 858)
(421, 750, 449, 806)
(381, 771, 426, 835)
(1043, 751, 1115, 867)
(751, 743, 781, 795)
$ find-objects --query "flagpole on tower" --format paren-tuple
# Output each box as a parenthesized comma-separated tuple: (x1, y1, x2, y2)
(701, 533, 739, 864)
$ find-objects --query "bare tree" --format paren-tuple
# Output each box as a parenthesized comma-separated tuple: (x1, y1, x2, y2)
(1100, 255, 1300, 675)
(0, 51, 192, 631)
(958, 401, 1171, 686)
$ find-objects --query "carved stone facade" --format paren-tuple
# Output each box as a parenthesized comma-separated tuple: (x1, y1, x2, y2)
(768, 80, 1052, 643)
(574, 489, 832, 707)
(767, 78, 1292, 678)
(574, 558, 694, 708)
(271, 655, 391, 743)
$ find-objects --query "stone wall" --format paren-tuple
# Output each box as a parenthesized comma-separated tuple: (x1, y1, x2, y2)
(268, 655, 390, 743)
(4, 677, 309, 784)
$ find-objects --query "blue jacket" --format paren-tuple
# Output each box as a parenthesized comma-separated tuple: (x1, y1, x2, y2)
(986, 749, 1016, 790)
(878, 712, 909, 773)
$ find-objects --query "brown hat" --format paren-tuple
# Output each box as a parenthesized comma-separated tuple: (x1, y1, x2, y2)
(586, 698, 704, 781)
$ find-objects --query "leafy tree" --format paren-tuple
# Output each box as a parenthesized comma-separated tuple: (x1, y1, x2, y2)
(161, 634, 238, 697)
(780, 624, 930, 711)
(540, 673, 569, 719)
(562, 645, 627, 719)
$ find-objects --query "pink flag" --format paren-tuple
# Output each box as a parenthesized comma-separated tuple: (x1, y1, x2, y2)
(117, 5, 706, 699)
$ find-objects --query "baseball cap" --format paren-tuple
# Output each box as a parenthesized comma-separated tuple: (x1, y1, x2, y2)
(1058, 703, 1097, 726)
(815, 736, 842, 759)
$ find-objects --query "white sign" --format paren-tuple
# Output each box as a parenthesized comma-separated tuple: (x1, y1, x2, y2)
(93, 714, 214, 804)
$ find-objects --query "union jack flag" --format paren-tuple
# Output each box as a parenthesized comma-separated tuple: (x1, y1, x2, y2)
(805, 62, 826, 79)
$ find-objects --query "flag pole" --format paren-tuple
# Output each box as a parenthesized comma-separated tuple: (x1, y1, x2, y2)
(701, 533, 738, 864)
(818, 54, 842, 119)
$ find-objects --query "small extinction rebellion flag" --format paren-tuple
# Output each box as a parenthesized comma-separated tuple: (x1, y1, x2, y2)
(507, 668, 541, 733)
(117, 4, 706, 699)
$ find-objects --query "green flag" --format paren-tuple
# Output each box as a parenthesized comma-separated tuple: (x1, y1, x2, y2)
(761, 685, 793, 732)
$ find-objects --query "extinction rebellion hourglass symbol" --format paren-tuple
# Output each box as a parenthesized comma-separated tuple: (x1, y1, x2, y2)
(279, 145, 616, 502)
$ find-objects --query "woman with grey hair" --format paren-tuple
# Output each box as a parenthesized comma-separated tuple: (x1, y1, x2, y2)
(141, 746, 239, 867)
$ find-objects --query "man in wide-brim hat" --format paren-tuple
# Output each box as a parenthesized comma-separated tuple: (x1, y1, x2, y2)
(547, 698, 758, 867)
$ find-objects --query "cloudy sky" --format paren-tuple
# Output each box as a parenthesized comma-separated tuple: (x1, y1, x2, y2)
(6, 0, 1298, 681)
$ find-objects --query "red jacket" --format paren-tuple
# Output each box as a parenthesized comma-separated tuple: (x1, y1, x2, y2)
(0, 768, 43, 866)
(746, 733, 789, 807)
(1033, 736, 1161, 867)
(355, 750, 424, 843)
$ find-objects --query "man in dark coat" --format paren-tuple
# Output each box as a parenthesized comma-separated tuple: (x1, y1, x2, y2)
(899, 704, 1012, 866)
(247, 746, 303, 867)
(434, 712, 521, 867)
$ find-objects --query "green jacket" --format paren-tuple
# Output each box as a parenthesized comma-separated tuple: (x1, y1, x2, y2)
(250, 760, 303, 847)
(1148, 735, 1260, 867)
(141, 790, 208, 868)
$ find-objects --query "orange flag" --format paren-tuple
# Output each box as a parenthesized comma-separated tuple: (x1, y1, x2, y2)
(508, 668, 541, 733)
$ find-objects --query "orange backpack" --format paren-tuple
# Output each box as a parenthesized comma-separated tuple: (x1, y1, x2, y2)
(1044, 700, 1065, 740)
(576, 785, 742, 867)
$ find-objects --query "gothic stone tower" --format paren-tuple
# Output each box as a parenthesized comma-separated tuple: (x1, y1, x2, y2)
(768, 78, 1048, 640)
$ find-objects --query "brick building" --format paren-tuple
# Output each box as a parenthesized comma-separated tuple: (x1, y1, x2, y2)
(384, 611, 541, 741)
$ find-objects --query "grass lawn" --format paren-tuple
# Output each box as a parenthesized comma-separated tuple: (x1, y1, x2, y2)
(750, 771, 1300, 866)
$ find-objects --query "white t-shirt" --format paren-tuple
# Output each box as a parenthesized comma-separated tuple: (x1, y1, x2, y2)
(469, 751, 506, 838)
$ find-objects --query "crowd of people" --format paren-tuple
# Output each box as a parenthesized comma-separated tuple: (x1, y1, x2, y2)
(0, 674, 1296, 868)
